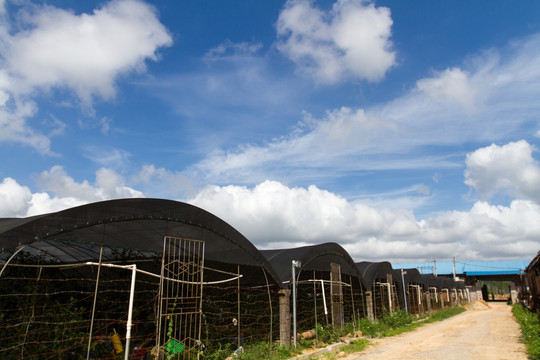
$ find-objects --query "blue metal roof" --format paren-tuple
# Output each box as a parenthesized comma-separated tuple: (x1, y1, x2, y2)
(392, 259, 531, 276)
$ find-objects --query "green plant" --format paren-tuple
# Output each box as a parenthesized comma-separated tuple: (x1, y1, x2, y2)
(380, 309, 414, 328)
(200, 342, 235, 360)
(512, 304, 540, 360)
(315, 323, 340, 344)
(341, 339, 369, 354)
(273, 345, 293, 359)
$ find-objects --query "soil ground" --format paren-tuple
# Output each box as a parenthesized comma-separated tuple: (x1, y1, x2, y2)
(343, 302, 528, 360)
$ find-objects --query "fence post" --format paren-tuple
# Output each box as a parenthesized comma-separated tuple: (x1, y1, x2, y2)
(365, 290, 374, 322)
(278, 289, 291, 347)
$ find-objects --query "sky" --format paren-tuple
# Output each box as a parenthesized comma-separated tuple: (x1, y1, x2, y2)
(0, 0, 539, 263)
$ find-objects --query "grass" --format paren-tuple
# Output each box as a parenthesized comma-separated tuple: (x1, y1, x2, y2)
(352, 307, 465, 339)
(340, 338, 370, 354)
(512, 304, 540, 360)
(201, 306, 466, 360)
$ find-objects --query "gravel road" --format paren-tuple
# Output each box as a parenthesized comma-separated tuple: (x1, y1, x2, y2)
(344, 302, 527, 360)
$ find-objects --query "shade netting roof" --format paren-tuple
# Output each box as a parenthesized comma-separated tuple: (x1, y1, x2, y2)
(420, 274, 439, 290)
(355, 261, 394, 288)
(436, 277, 455, 290)
(0, 198, 281, 284)
(393, 268, 423, 290)
(455, 281, 466, 290)
(260, 242, 364, 288)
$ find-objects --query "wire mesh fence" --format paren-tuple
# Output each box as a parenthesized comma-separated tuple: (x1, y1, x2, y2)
(1, 246, 461, 359)
(0, 249, 279, 359)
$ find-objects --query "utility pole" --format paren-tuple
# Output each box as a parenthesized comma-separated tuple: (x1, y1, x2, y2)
(431, 258, 437, 277)
(452, 257, 456, 280)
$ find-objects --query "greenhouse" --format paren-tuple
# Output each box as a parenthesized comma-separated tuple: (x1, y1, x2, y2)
(355, 261, 400, 319)
(0, 198, 481, 359)
(260, 243, 365, 346)
(393, 268, 426, 315)
(0, 198, 282, 359)
(421, 274, 442, 311)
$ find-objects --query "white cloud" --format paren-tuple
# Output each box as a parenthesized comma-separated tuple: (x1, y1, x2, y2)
(465, 140, 540, 203)
(205, 39, 263, 58)
(0, 176, 86, 217)
(4, 0, 172, 103)
(82, 145, 132, 169)
(0, 0, 172, 152)
(190, 34, 540, 185)
(416, 68, 477, 112)
(276, 0, 395, 84)
(188, 180, 539, 261)
(416, 200, 540, 260)
(189, 106, 458, 184)
(0, 177, 33, 217)
(135, 164, 195, 198)
(36, 165, 143, 201)
(1, 162, 538, 261)
(0, 166, 145, 216)
(0, 98, 53, 153)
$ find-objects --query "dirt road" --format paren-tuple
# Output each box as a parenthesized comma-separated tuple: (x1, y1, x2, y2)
(345, 302, 527, 360)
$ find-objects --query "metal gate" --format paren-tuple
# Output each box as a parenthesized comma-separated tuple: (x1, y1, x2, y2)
(157, 237, 205, 359)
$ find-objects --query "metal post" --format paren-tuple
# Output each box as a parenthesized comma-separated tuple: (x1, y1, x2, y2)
(401, 269, 408, 313)
(237, 265, 241, 348)
(313, 271, 318, 341)
(320, 280, 329, 324)
(86, 247, 103, 360)
(292, 260, 300, 347)
(124, 265, 137, 360)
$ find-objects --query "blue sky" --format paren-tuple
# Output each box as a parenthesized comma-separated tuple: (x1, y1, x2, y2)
(0, 0, 539, 262)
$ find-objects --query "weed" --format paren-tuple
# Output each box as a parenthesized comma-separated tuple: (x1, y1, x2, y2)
(341, 339, 369, 354)
(512, 304, 540, 360)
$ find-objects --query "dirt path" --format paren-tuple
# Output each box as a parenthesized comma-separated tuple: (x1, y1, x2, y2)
(344, 302, 527, 360)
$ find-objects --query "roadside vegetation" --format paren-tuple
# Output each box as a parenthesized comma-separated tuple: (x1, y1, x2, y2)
(202, 306, 465, 360)
(512, 304, 540, 360)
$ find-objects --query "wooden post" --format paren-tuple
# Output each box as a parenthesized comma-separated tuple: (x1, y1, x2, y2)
(278, 289, 291, 347)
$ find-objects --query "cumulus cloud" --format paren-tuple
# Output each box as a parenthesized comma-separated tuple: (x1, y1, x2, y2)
(1, 156, 538, 261)
(416, 68, 477, 112)
(276, 0, 395, 84)
(0, 166, 143, 217)
(36, 165, 143, 200)
(0, 177, 33, 217)
(189, 180, 416, 247)
(188, 180, 539, 261)
(465, 140, 540, 203)
(0, 0, 172, 152)
(4, 0, 172, 102)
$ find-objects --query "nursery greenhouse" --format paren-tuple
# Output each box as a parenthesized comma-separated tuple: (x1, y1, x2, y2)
(0, 199, 281, 359)
(0, 198, 500, 359)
